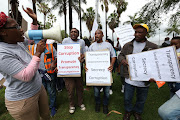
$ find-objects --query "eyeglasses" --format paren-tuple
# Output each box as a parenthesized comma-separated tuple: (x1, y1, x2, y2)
(4, 24, 21, 30)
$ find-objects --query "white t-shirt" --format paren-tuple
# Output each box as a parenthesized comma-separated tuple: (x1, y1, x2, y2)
(88, 42, 116, 58)
(62, 37, 86, 54)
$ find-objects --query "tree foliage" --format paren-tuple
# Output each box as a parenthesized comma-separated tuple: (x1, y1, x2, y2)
(135, 0, 180, 36)
(37, 2, 51, 28)
(108, 11, 119, 31)
(82, 7, 95, 36)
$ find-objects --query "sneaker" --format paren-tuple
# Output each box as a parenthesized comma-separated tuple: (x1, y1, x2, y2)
(100, 88, 103, 92)
(69, 107, 75, 114)
(50, 107, 56, 117)
(109, 89, 113, 95)
(80, 104, 86, 111)
(121, 85, 124, 93)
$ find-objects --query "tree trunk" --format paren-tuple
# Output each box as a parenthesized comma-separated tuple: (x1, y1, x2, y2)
(64, 0, 67, 37)
(69, 0, 72, 34)
(44, 14, 46, 29)
(32, 0, 37, 14)
(79, 0, 82, 39)
(105, 12, 107, 40)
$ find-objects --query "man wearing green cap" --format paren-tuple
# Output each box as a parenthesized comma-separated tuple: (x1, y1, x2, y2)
(118, 24, 158, 120)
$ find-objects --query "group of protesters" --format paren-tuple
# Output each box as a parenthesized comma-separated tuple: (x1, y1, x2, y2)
(0, 6, 180, 120)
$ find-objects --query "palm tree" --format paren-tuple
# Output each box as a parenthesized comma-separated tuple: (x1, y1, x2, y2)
(100, 0, 108, 40)
(110, 0, 128, 19)
(123, 13, 144, 26)
(51, 0, 67, 37)
(50, 0, 86, 36)
(37, 2, 50, 28)
(47, 13, 57, 27)
(32, 0, 45, 15)
(108, 11, 119, 41)
(82, 7, 95, 38)
(164, 22, 180, 37)
(136, 0, 180, 36)
(79, 0, 87, 38)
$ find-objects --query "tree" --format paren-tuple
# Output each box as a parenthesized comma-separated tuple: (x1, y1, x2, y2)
(38, 13, 57, 29)
(47, 13, 57, 27)
(32, 0, 47, 17)
(50, 0, 86, 36)
(164, 22, 180, 37)
(123, 13, 140, 26)
(79, 0, 87, 38)
(108, 11, 119, 41)
(100, 0, 109, 40)
(61, 30, 69, 39)
(110, 0, 128, 19)
(37, 2, 50, 28)
(82, 7, 95, 37)
(136, 0, 180, 36)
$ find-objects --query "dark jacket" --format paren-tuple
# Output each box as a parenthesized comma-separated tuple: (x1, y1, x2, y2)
(118, 39, 158, 78)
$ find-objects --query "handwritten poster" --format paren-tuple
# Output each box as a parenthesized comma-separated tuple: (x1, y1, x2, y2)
(86, 50, 112, 86)
(127, 46, 180, 82)
(57, 43, 81, 77)
(114, 24, 135, 47)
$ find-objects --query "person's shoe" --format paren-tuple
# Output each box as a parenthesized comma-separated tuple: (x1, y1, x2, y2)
(133, 112, 142, 120)
(95, 104, 100, 113)
(50, 107, 56, 117)
(123, 111, 132, 120)
(100, 88, 103, 92)
(121, 85, 125, 93)
(103, 105, 109, 114)
(80, 104, 86, 111)
(109, 89, 113, 95)
(69, 107, 75, 114)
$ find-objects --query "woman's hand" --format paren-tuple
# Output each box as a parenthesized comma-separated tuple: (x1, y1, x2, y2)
(22, 6, 37, 25)
(34, 40, 46, 57)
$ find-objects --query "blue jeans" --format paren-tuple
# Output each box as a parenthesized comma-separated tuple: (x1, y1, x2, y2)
(158, 94, 180, 120)
(124, 82, 149, 114)
(93, 86, 110, 105)
(42, 73, 57, 109)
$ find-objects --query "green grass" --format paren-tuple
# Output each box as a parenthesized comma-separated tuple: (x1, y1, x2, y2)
(0, 72, 169, 120)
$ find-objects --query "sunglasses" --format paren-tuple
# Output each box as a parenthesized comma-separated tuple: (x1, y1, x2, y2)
(4, 24, 21, 30)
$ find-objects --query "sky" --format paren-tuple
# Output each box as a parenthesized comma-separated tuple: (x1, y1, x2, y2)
(0, 0, 174, 45)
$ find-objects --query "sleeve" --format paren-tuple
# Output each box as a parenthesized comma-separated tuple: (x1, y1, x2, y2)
(13, 56, 41, 82)
(118, 44, 127, 63)
(0, 52, 25, 76)
(109, 43, 116, 58)
(31, 23, 39, 30)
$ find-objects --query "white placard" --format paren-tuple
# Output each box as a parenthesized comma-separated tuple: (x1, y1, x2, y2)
(86, 50, 111, 86)
(127, 46, 180, 81)
(57, 43, 81, 77)
(114, 24, 135, 47)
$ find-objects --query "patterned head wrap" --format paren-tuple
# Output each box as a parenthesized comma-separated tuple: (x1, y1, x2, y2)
(0, 12, 9, 28)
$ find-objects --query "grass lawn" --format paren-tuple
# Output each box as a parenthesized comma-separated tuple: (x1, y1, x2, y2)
(0, 72, 169, 120)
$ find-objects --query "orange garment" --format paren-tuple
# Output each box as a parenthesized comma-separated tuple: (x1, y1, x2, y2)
(28, 44, 55, 73)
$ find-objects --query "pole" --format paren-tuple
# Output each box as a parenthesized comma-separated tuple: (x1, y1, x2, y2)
(158, 28, 160, 46)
